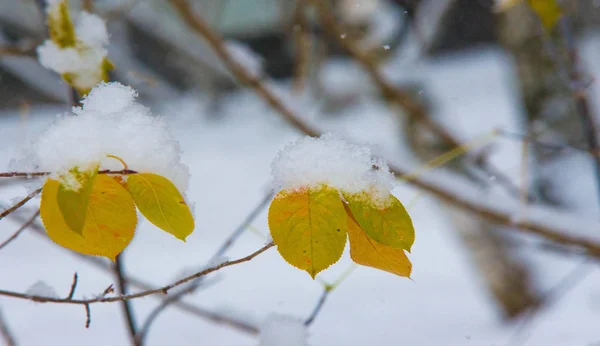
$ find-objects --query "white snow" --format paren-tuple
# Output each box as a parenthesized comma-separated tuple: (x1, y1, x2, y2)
(259, 314, 306, 346)
(2, 27, 600, 346)
(26, 281, 58, 299)
(225, 41, 263, 79)
(11, 82, 189, 192)
(37, 7, 109, 92)
(270, 133, 396, 205)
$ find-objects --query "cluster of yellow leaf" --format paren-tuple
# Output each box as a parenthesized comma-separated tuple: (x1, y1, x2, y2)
(40, 163, 194, 260)
(496, 0, 563, 31)
(268, 185, 414, 279)
(45, 0, 113, 95)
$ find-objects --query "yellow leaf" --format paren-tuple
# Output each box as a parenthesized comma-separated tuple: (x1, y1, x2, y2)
(528, 0, 562, 30)
(343, 192, 414, 251)
(47, 0, 76, 48)
(125, 173, 194, 241)
(346, 204, 411, 278)
(40, 174, 137, 260)
(56, 166, 98, 234)
(268, 186, 347, 278)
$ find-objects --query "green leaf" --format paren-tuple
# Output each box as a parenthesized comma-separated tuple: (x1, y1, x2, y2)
(125, 173, 194, 241)
(343, 192, 414, 251)
(56, 166, 98, 235)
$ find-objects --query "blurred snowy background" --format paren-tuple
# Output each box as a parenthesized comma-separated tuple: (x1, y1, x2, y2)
(2, 0, 600, 345)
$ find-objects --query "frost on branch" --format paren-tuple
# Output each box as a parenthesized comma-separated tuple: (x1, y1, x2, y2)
(259, 314, 307, 346)
(267, 134, 414, 279)
(13, 82, 194, 259)
(37, 0, 112, 94)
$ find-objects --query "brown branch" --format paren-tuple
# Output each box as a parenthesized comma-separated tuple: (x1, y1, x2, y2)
(84, 304, 91, 328)
(11, 215, 258, 335)
(0, 243, 274, 305)
(169, 0, 320, 138)
(304, 287, 330, 326)
(0, 308, 16, 346)
(166, 0, 600, 259)
(292, 0, 312, 93)
(114, 254, 138, 344)
(67, 273, 78, 300)
(136, 192, 274, 343)
(0, 209, 39, 251)
(0, 40, 38, 58)
(312, 0, 459, 147)
(0, 169, 138, 178)
(312, 0, 526, 200)
(166, 0, 600, 258)
(0, 170, 137, 220)
(0, 189, 42, 221)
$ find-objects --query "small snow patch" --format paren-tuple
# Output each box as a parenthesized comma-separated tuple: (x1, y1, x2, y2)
(259, 313, 307, 346)
(225, 41, 263, 79)
(26, 281, 58, 298)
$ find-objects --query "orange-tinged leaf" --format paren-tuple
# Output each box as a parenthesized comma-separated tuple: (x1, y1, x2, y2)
(268, 186, 347, 278)
(343, 192, 414, 251)
(56, 166, 98, 234)
(125, 173, 194, 241)
(346, 205, 411, 278)
(40, 174, 137, 260)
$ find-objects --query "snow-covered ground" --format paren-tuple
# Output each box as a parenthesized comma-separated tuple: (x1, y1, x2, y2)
(1, 40, 600, 346)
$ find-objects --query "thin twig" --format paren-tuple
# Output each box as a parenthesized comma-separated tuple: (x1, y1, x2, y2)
(67, 273, 78, 300)
(84, 304, 91, 328)
(0, 189, 42, 221)
(497, 129, 591, 154)
(166, 0, 600, 260)
(136, 192, 274, 343)
(0, 243, 274, 305)
(304, 288, 330, 326)
(506, 260, 592, 346)
(0, 169, 138, 178)
(0, 309, 16, 346)
(114, 254, 138, 345)
(0, 210, 39, 251)
(8, 215, 258, 335)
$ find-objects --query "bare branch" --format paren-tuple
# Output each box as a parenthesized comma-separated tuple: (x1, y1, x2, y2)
(84, 304, 91, 328)
(10, 214, 258, 334)
(291, 0, 312, 93)
(67, 273, 78, 300)
(0, 209, 39, 251)
(114, 254, 138, 344)
(0, 243, 274, 305)
(0, 308, 16, 346)
(169, 0, 320, 138)
(166, 0, 600, 262)
(304, 287, 330, 326)
(136, 192, 274, 343)
(0, 189, 42, 221)
(0, 169, 138, 178)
